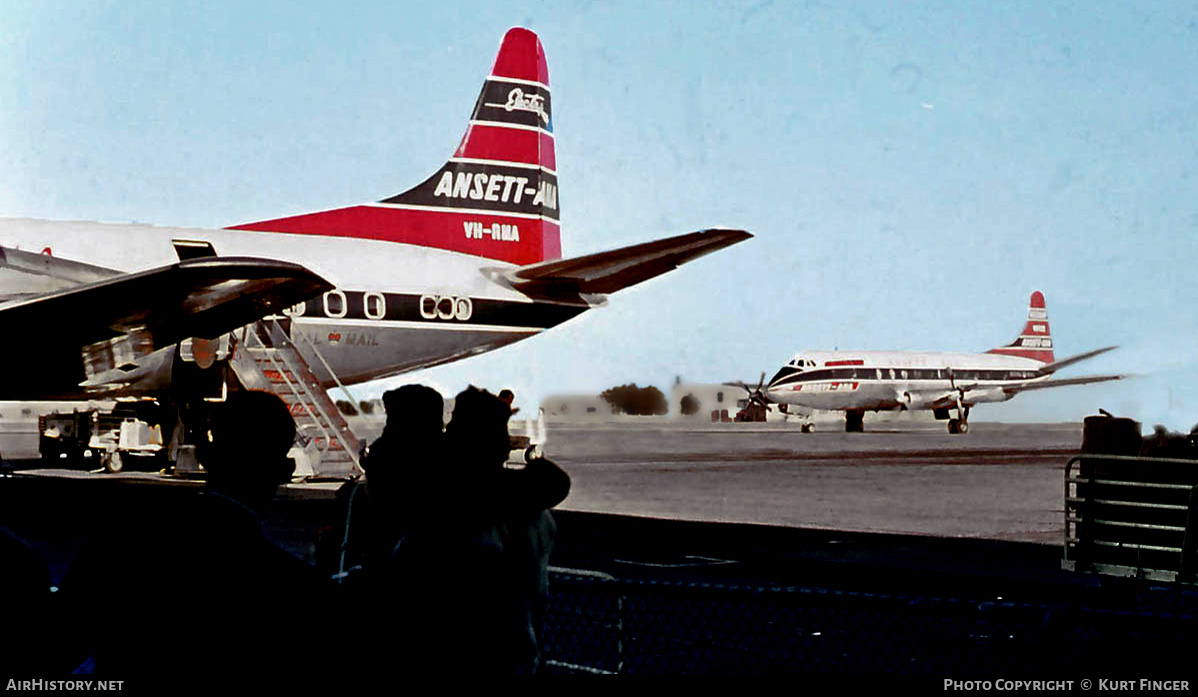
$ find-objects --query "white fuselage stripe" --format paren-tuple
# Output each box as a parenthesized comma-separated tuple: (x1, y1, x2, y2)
(363, 202, 557, 222)
(448, 157, 556, 175)
(487, 75, 550, 90)
(293, 317, 542, 333)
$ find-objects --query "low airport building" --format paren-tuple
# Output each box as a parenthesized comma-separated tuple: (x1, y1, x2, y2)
(540, 395, 616, 422)
(671, 383, 751, 422)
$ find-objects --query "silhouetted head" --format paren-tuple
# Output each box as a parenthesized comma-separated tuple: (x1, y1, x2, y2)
(202, 391, 296, 508)
(445, 386, 512, 469)
(381, 384, 444, 437)
(498, 389, 515, 406)
(366, 384, 444, 490)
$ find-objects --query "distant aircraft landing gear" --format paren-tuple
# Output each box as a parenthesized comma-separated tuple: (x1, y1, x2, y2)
(948, 407, 971, 435)
(945, 368, 971, 435)
(845, 410, 865, 433)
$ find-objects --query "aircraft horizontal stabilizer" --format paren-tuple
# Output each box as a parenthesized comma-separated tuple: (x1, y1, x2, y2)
(487, 228, 751, 300)
(1035, 346, 1118, 375)
(1003, 374, 1124, 395)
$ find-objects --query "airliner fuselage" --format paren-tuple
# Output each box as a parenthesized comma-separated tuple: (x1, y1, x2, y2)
(766, 350, 1045, 412)
(0, 217, 573, 388)
(762, 291, 1120, 434)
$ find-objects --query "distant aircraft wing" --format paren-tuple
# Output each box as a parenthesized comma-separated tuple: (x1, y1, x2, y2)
(0, 256, 332, 398)
(485, 228, 751, 300)
(904, 374, 1121, 407)
(1003, 375, 1125, 395)
(1036, 346, 1118, 375)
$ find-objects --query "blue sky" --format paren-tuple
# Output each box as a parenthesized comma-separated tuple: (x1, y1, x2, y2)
(3, 1, 1197, 429)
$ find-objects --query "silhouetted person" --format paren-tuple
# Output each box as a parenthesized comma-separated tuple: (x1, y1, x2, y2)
(498, 388, 519, 416)
(1139, 424, 1198, 459)
(365, 384, 446, 539)
(318, 384, 444, 591)
(0, 528, 53, 675)
(393, 386, 569, 673)
(62, 390, 321, 685)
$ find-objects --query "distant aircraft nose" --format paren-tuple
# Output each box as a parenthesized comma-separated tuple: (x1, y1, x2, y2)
(766, 365, 800, 389)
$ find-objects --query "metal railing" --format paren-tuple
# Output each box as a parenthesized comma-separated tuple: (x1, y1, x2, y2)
(284, 318, 360, 419)
(232, 319, 360, 473)
(1064, 454, 1198, 583)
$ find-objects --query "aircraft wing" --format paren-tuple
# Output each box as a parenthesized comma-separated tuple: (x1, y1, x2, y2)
(1003, 375, 1125, 394)
(0, 256, 332, 346)
(486, 228, 751, 301)
(0, 256, 332, 398)
(0, 245, 122, 285)
(0, 245, 123, 298)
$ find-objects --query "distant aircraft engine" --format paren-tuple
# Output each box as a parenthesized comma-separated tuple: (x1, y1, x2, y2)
(898, 390, 939, 410)
(966, 387, 1013, 405)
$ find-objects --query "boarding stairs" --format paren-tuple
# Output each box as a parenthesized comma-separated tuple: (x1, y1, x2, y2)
(228, 317, 362, 480)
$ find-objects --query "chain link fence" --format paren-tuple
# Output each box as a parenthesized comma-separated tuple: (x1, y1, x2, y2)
(542, 569, 1198, 675)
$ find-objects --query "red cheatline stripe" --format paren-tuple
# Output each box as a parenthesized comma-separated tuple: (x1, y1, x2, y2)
(455, 124, 556, 170)
(825, 359, 864, 367)
(987, 347, 1055, 363)
(227, 205, 551, 266)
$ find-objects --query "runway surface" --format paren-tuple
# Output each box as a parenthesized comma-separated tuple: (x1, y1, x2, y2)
(542, 420, 1078, 543)
(3, 418, 1082, 584)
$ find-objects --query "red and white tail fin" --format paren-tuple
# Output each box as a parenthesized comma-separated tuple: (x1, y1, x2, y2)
(227, 28, 560, 266)
(987, 290, 1055, 363)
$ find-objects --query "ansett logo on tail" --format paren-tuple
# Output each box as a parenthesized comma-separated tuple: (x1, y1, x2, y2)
(475, 78, 553, 132)
(379, 161, 559, 221)
(487, 88, 550, 125)
(433, 171, 557, 209)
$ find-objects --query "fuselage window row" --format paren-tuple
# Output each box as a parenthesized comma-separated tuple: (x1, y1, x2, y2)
(277, 289, 587, 329)
(772, 367, 1040, 388)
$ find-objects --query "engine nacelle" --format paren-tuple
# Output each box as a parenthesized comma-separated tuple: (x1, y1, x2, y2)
(964, 387, 1012, 405)
(898, 390, 942, 410)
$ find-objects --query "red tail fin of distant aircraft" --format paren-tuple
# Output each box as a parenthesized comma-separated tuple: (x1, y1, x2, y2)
(987, 290, 1055, 363)
(226, 28, 560, 266)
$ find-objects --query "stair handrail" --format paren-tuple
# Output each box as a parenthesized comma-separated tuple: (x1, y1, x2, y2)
(260, 318, 360, 470)
(270, 316, 360, 416)
(238, 324, 337, 456)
